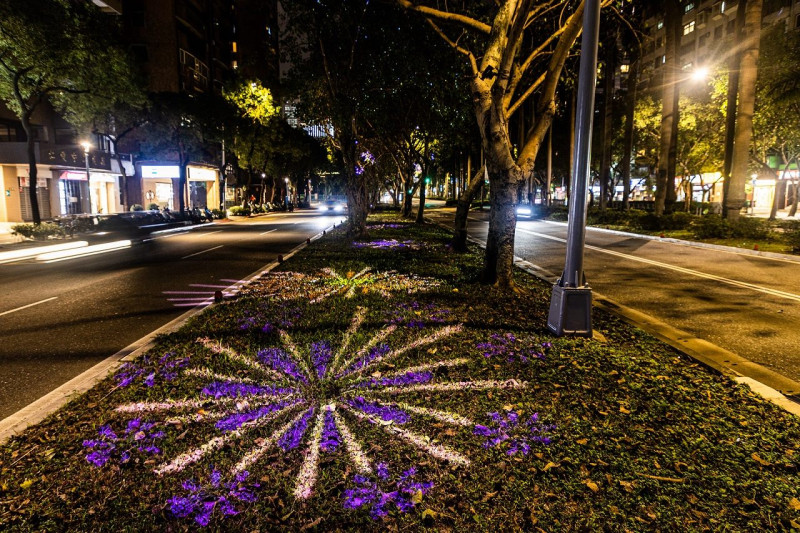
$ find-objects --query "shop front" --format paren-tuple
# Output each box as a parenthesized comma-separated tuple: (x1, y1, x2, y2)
(140, 164, 179, 210)
(188, 166, 219, 209)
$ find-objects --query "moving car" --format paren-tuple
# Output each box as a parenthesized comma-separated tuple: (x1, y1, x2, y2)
(319, 199, 347, 213)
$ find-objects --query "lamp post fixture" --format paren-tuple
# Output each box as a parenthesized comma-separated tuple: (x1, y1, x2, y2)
(261, 172, 266, 204)
(284, 177, 290, 208)
(80, 141, 93, 214)
(547, 0, 601, 337)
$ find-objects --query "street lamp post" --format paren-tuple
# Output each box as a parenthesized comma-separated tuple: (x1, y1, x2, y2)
(284, 177, 290, 209)
(81, 141, 93, 214)
(547, 0, 601, 337)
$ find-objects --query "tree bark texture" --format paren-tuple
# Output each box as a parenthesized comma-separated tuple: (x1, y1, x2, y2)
(599, 32, 616, 210)
(726, 0, 763, 221)
(655, 0, 681, 216)
(483, 170, 520, 286)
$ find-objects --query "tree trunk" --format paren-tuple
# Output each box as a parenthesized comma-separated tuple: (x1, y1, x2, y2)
(769, 156, 793, 220)
(20, 113, 42, 225)
(726, 0, 763, 221)
(655, 0, 681, 216)
(416, 177, 426, 223)
(178, 161, 187, 215)
(452, 165, 485, 252)
(789, 178, 798, 217)
(621, 60, 637, 211)
(112, 141, 128, 211)
(402, 177, 414, 217)
(599, 32, 616, 210)
(483, 170, 518, 288)
(722, 1, 747, 218)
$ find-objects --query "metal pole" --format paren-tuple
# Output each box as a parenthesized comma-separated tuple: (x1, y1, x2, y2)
(84, 148, 93, 214)
(548, 0, 601, 337)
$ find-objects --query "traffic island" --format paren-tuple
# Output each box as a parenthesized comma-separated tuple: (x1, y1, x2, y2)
(1, 215, 799, 530)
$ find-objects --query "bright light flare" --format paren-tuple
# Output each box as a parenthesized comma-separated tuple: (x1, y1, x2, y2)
(691, 66, 709, 83)
(0, 241, 88, 264)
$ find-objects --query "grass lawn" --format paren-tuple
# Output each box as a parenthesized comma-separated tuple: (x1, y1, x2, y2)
(1, 215, 799, 531)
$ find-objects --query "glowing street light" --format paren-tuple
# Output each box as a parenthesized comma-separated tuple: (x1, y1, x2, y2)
(691, 66, 709, 83)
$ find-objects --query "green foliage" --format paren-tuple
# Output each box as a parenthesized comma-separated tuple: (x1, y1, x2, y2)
(211, 209, 226, 219)
(228, 206, 250, 216)
(11, 222, 65, 241)
(691, 215, 772, 240)
(223, 80, 279, 125)
(129, 204, 144, 212)
(147, 203, 159, 211)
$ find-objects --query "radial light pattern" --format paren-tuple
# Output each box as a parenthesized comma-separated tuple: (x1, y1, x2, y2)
(112, 308, 530, 501)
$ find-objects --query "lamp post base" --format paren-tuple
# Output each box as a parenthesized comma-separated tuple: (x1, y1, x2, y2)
(547, 284, 592, 337)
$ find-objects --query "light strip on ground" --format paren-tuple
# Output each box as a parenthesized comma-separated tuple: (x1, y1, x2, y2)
(36, 240, 131, 263)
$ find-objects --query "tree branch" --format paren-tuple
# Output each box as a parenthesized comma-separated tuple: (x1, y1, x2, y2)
(425, 19, 479, 76)
(394, 0, 492, 35)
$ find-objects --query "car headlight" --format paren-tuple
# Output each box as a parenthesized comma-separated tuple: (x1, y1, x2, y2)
(335, 205, 345, 212)
(516, 207, 532, 215)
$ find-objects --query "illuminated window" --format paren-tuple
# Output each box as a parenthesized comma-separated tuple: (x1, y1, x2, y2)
(683, 21, 695, 35)
(620, 64, 630, 73)
(684, 2, 695, 13)
(232, 60, 238, 69)
(657, 20, 664, 30)
(232, 41, 237, 53)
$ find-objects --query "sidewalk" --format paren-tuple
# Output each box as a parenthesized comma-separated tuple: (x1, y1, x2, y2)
(1, 213, 799, 530)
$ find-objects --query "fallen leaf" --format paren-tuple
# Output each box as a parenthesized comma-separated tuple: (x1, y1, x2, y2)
(752, 453, 771, 466)
(790, 497, 800, 511)
(300, 517, 322, 530)
(543, 462, 559, 471)
(584, 480, 599, 493)
(422, 509, 437, 520)
(19, 479, 34, 489)
(411, 490, 424, 504)
(481, 491, 498, 502)
(619, 406, 630, 414)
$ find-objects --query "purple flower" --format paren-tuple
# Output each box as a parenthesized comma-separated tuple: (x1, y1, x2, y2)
(352, 239, 422, 250)
(387, 302, 450, 329)
(473, 411, 555, 455)
(347, 397, 410, 424)
(319, 410, 340, 452)
(343, 463, 433, 519)
(257, 348, 308, 383)
(338, 343, 391, 377)
(311, 341, 333, 379)
(278, 407, 315, 451)
(83, 419, 164, 467)
(201, 380, 295, 398)
(166, 468, 260, 527)
(353, 371, 433, 389)
(476, 334, 550, 363)
(215, 400, 300, 432)
(115, 352, 189, 388)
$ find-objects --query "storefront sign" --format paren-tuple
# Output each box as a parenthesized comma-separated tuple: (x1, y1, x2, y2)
(141, 165, 180, 179)
(188, 167, 217, 181)
(59, 171, 88, 181)
(18, 176, 48, 188)
(45, 147, 112, 170)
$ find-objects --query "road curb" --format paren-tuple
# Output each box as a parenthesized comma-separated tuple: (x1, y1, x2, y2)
(543, 220, 800, 264)
(425, 216, 800, 418)
(0, 221, 341, 445)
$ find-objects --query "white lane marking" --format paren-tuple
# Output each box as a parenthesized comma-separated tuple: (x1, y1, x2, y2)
(195, 230, 222, 237)
(181, 245, 223, 260)
(0, 297, 58, 317)
(260, 229, 277, 235)
(517, 228, 800, 303)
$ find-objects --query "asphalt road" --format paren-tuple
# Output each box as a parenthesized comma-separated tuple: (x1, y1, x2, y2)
(0, 211, 345, 420)
(427, 208, 800, 384)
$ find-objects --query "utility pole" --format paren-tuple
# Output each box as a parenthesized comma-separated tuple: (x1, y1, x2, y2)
(548, 0, 601, 337)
